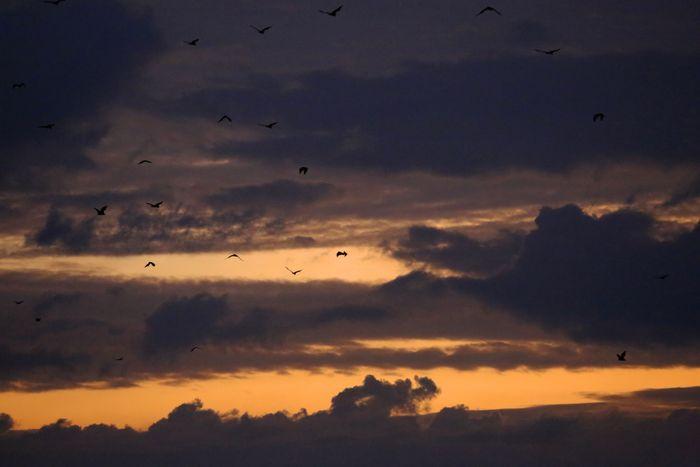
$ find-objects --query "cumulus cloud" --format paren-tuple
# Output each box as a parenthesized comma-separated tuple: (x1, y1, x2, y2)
(31, 210, 95, 253)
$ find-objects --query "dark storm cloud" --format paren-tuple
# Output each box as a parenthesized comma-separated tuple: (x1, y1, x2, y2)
(663, 175, 700, 207)
(0, 0, 161, 190)
(199, 52, 700, 175)
(206, 179, 339, 210)
(32, 293, 83, 315)
(32, 209, 96, 252)
(0, 346, 90, 392)
(389, 225, 524, 275)
(2, 378, 700, 466)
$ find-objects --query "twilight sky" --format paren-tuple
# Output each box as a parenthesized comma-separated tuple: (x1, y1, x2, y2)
(1, 1, 699, 464)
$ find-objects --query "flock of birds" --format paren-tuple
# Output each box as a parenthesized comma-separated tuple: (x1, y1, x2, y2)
(9, 2, 639, 363)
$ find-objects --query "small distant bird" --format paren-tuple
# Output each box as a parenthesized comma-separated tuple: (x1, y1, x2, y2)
(38, 123, 55, 129)
(258, 121, 278, 129)
(184, 38, 199, 46)
(336, 251, 348, 257)
(138, 160, 152, 165)
(145, 261, 156, 268)
(14, 300, 24, 305)
(476, 6, 501, 16)
(319, 5, 343, 16)
(593, 113, 605, 122)
(43, 0, 66, 5)
(35, 317, 41, 322)
(218, 115, 232, 123)
(250, 25, 272, 34)
(655, 274, 669, 280)
(12, 83, 26, 89)
(115, 357, 124, 361)
(147, 201, 163, 208)
(190, 346, 200, 352)
(94, 206, 108, 216)
(299, 166, 308, 175)
(227, 254, 243, 261)
(534, 48, 561, 55)
(617, 351, 626, 362)
(286, 267, 303, 276)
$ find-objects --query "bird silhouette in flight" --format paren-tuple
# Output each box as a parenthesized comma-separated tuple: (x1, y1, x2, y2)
(138, 160, 152, 165)
(115, 357, 124, 361)
(227, 253, 243, 261)
(35, 317, 42, 322)
(617, 351, 626, 362)
(190, 346, 201, 352)
(218, 115, 232, 123)
(94, 206, 108, 216)
(147, 201, 163, 208)
(593, 113, 605, 122)
(336, 251, 348, 257)
(655, 274, 669, 280)
(250, 25, 272, 34)
(319, 5, 343, 16)
(299, 166, 308, 175)
(38, 123, 55, 129)
(12, 83, 26, 89)
(43, 0, 66, 5)
(145, 261, 156, 268)
(14, 300, 24, 305)
(476, 6, 501, 16)
(184, 38, 199, 46)
(258, 121, 278, 129)
(286, 267, 303, 275)
(534, 48, 561, 55)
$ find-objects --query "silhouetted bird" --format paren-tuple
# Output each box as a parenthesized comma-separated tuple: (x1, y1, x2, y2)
(593, 113, 605, 122)
(147, 201, 163, 208)
(476, 6, 501, 16)
(35, 317, 41, 322)
(190, 346, 200, 352)
(218, 115, 232, 123)
(14, 300, 24, 305)
(258, 121, 278, 129)
(115, 357, 124, 361)
(534, 48, 561, 55)
(336, 251, 347, 257)
(617, 351, 626, 362)
(43, 0, 66, 5)
(184, 38, 199, 46)
(12, 83, 26, 89)
(319, 5, 343, 16)
(656, 274, 669, 280)
(138, 160, 152, 165)
(94, 206, 108, 216)
(286, 267, 302, 275)
(38, 123, 55, 129)
(250, 25, 272, 34)
(227, 254, 243, 261)
(299, 166, 308, 175)
(145, 261, 156, 268)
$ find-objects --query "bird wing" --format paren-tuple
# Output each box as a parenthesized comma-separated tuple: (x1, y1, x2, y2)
(332, 5, 343, 14)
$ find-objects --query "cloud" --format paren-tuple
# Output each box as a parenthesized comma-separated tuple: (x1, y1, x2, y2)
(663, 175, 700, 207)
(206, 179, 339, 211)
(31, 209, 95, 252)
(592, 386, 700, 409)
(0, 414, 12, 434)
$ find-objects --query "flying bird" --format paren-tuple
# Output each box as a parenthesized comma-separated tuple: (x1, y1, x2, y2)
(593, 113, 605, 122)
(336, 251, 348, 257)
(227, 254, 243, 261)
(147, 201, 163, 208)
(184, 38, 199, 46)
(190, 346, 201, 352)
(43, 0, 66, 5)
(14, 300, 24, 305)
(534, 48, 561, 55)
(94, 206, 108, 216)
(617, 351, 626, 362)
(138, 160, 152, 165)
(655, 274, 669, 280)
(285, 267, 303, 276)
(38, 123, 55, 129)
(12, 83, 26, 89)
(258, 121, 278, 129)
(145, 261, 156, 268)
(250, 25, 272, 34)
(218, 115, 232, 123)
(319, 5, 343, 16)
(35, 317, 41, 322)
(476, 6, 501, 16)
(299, 166, 308, 175)
(115, 357, 124, 361)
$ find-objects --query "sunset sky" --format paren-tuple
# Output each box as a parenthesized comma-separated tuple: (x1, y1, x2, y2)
(1, 1, 699, 465)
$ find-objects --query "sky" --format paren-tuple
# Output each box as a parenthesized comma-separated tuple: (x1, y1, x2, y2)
(1, 0, 699, 464)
